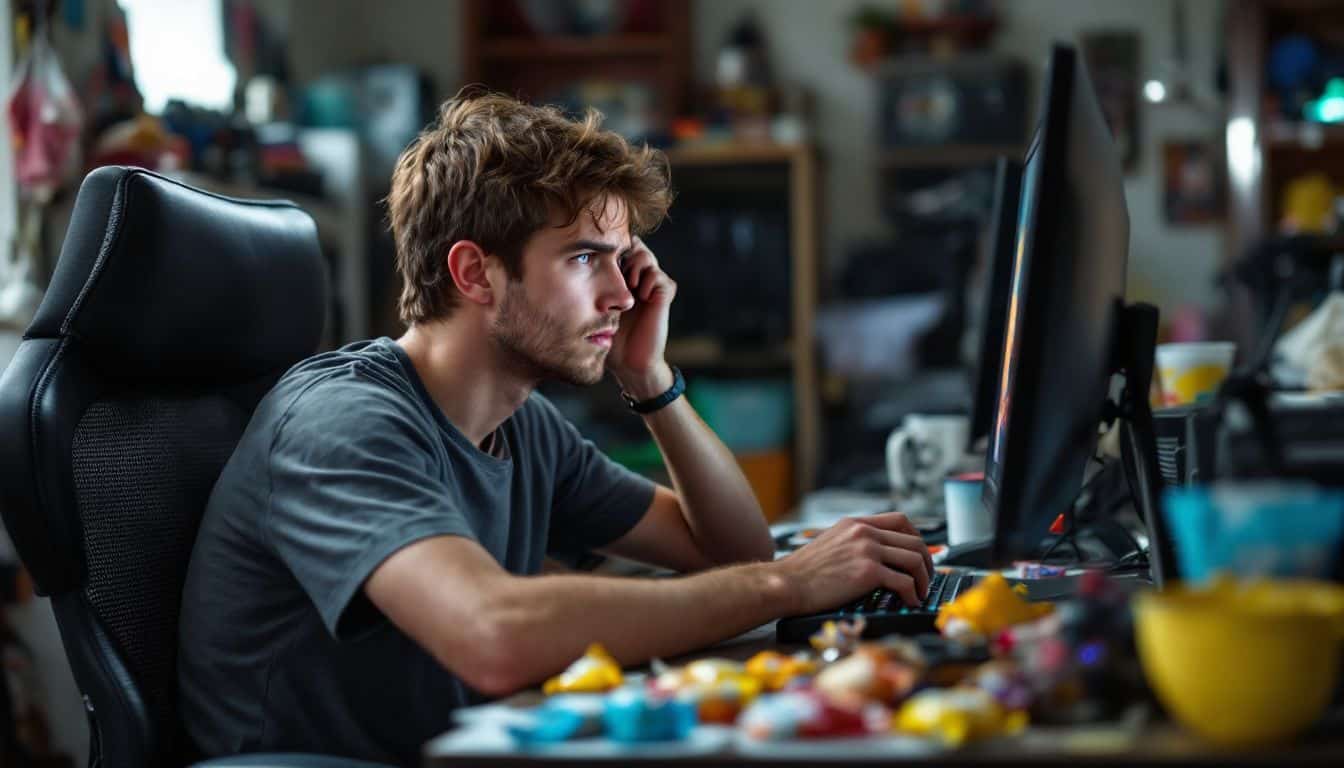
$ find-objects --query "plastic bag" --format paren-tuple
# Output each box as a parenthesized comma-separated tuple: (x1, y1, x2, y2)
(7, 15, 83, 202)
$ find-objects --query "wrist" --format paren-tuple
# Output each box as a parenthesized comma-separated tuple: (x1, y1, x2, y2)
(615, 361, 675, 402)
(757, 560, 804, 617)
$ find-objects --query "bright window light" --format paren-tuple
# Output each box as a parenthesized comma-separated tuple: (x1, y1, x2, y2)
(118, 0, 236, 113)
(1227, 117, 1259, 193)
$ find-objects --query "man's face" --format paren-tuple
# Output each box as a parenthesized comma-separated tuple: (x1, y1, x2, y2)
(489, 196, 636, 386)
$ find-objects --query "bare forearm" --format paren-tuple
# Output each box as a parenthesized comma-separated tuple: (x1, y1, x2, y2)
(643, 396, 773, 563)
(484, 561, 793, 691)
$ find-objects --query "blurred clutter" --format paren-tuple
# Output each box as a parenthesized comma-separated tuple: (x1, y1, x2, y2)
(440, 569, 1286, 756)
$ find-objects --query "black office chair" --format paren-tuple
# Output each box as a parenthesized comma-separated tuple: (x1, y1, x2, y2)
(0, 167, 389, 768)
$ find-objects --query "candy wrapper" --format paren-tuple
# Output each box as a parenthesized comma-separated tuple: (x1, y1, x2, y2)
(543, 643, 624, 695)
(505, 695, 606, 745)
(809, 616, 867, 661)
(650, 658, 748, 693)
(965, 660, 1035, 711)
(744, 650, 818, 691)
(991, 570, 1146, 724)
(649, 658, 762, 724)
(814, 640, 926, 705)
(893, 687, 1028, 747)
(654, 658, 765, 723)
(603, 686, 697, 742)
(936, 573, 1053, 641)
(738, 690, 871, 740)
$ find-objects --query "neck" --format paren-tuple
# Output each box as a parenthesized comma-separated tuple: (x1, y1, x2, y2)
(395, 317, 534, 447)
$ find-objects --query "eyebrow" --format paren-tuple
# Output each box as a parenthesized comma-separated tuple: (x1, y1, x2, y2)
(560, 239, 634, 258)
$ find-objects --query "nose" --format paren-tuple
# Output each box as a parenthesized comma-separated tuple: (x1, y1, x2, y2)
(600, 259, 635, 313)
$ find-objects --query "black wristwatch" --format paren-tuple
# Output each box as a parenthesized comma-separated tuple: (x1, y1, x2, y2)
(621, 366, 685, 414)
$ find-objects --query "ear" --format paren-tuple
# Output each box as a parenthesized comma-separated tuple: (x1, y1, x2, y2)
(445, 240, 497, 306)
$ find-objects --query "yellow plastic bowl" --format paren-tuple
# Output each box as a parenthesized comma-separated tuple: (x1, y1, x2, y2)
(1134, 579, 1344, 746)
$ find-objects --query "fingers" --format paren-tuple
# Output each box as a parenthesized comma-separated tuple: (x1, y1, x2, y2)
(862, 512, 932, 574)
(621, 242, 657, 291)
(878, 544, 929, 604)
(864, 510, 920, 537)
(875, 566, 920, 608)
(871, 529, 932, 593)
(623, 257, 676, 303)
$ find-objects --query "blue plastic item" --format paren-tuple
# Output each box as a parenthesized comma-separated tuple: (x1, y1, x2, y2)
(1163, 483, 1344, 584)
(506, 695, 605, 745)
(602, 688, 697, 743)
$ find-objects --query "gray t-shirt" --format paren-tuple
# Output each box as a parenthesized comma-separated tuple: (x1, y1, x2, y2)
(178, 337, 654, 764)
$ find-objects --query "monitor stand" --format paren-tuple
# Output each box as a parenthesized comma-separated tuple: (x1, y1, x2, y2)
(1111, 301, 1178, 588)
(943, 303, 1176, 584)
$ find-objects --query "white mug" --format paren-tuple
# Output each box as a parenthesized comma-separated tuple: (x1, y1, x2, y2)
(886, 414, 970, 502)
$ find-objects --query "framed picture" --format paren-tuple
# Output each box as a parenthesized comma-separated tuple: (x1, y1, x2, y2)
(1081, 30, 1140, 173)
(1163, 141, 1225, 225)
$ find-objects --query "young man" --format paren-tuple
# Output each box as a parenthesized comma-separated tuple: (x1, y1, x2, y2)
(178, 92, 932, 764)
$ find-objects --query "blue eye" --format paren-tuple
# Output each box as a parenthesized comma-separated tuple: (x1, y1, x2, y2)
(574, 252, 593, 265)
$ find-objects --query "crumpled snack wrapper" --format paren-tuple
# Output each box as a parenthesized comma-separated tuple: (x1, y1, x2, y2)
(1275, 293, 1344, 391)
(1308, 341, 1344, 392)
(543, 643, 624, 695)
(893, 687, 1028, 746)
(935, 573, 1053, 641)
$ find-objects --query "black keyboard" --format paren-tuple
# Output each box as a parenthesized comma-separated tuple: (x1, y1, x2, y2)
(776, 571, 973, 643)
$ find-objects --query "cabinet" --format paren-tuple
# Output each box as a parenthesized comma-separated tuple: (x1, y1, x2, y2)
(660, 143, 822, 506)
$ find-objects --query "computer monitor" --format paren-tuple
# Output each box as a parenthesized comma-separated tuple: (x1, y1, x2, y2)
(968, 157, 1023, 450)
(982, 43, 1152, 567)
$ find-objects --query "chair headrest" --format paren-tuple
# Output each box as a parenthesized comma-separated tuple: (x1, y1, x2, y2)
(27, 166, 328, 383)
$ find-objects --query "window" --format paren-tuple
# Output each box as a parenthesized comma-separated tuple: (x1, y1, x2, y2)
(118, 0, 236, 113)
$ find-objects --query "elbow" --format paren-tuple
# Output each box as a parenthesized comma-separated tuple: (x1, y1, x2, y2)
(734, 515, 777, 564)
(736, 535, 775, 565)
(425, 587, 538, 697)
(445, 615, 532, 697)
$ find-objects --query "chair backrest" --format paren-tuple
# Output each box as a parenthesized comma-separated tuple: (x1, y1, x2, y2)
(0, 167, 327, 768)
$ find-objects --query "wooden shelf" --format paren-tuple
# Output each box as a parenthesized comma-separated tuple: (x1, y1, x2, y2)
(480, 35, 670, 60)
(880, 145, 1022, 168)
(666, 340, 794, 371)
(1265, 120, 1344, 149)
(894, 15, 998, 36)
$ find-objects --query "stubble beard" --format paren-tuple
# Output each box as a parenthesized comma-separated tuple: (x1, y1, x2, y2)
(490, 280, 609, 387)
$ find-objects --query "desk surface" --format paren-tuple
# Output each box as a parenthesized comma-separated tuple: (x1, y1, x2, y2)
(422, 619, 1344, 766)
(423, 504, 1340, 766)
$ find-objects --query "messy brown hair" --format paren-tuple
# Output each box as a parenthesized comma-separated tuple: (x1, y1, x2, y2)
(386, 89, 674, 325)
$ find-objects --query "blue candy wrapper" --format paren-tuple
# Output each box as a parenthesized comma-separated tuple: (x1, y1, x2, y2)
(1163, 483, 1344, 583)
(602, 687, 698, 742)
(506, 695, 605, 745)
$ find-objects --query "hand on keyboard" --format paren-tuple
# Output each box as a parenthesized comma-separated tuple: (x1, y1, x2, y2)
(771, 512, 932, 616)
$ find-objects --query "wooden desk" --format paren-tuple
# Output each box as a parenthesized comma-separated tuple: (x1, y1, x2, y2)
(422, 620, 1344, 766)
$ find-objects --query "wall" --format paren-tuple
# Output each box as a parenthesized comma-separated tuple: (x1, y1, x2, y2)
(278, 0, 1229, 315)
(285, 0, 463, 104)
(693, 0, 1229, 316)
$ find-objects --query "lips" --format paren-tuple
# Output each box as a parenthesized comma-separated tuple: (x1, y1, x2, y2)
(587, 331, 615, 348)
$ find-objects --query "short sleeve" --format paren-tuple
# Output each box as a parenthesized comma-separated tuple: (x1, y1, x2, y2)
(538, 397, 656, 557)
(266, 380, 475, 639)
